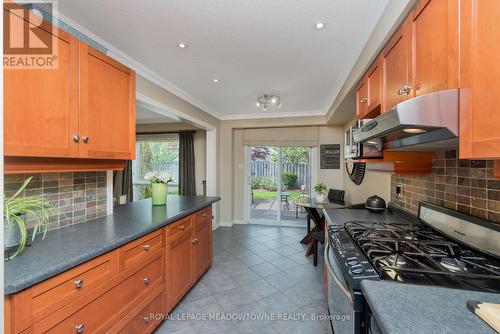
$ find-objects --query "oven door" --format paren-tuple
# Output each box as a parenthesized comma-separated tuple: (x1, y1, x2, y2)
(325, 242, 355, 334)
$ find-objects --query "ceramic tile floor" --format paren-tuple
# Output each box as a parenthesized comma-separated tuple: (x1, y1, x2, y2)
(156, 224, 332, 334)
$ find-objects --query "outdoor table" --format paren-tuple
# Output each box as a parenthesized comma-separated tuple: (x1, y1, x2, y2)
(293, 198, 346, 256)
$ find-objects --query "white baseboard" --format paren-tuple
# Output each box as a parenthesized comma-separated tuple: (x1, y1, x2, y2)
(218, 221, 234, 228)
(232, 220, 247, 225)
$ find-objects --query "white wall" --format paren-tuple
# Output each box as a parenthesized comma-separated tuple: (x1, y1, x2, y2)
(343, 170, 392, 205)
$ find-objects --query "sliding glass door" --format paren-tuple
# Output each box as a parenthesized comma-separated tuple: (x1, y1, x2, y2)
(248, 146, 311, 226)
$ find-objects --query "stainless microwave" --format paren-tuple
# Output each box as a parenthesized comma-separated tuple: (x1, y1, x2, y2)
(345, 120, 383, 159)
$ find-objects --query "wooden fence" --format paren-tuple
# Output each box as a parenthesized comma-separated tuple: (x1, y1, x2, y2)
(251, 161, 310, 188)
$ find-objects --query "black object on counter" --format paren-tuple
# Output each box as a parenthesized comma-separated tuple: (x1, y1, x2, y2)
(365, 195, 386, 213)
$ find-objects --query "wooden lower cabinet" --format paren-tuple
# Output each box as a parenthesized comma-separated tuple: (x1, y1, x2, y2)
(5, 206, 213, 334)
(165, 218, 194, 309)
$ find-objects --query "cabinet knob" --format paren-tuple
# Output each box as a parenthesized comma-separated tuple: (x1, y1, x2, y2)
(398, 85, 412, 96)
(75, 324, 85, 333)
(192, 239, 197, 245)
(202, 213, 207, 217)
(143, 277, 150, 285)
(179, 225, 185, 231)
(72, 135, 80, 143)
(143, 316, 150, 324)
(74, 279, 84, 289)
(359, 97, 368, 104)
(143, 244, 150, 251)
(82, 136, 89, 144)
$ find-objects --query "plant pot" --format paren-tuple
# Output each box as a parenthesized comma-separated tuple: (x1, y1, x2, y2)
(316, 194, 326, 203)
(151, 183, 168, 206)
(4, 222, 22, 260)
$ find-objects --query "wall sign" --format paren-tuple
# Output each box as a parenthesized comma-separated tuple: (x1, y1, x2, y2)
(320, 144, 341, 169)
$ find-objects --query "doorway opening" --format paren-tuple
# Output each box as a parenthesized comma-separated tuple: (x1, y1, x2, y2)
(248, 146, 311, 227)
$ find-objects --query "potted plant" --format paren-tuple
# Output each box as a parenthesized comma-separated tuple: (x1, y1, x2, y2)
(4, 177, 53, 260)
(144, 171, 174, 206)
(314, 182, 328, 203)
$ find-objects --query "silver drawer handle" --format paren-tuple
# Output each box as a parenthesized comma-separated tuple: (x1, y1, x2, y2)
(143, 316, 150, 324)
(143, 244, 150, 251)
(74, 279, 84, 289)
(143, 277, 150, 285)
(75, 324, 85, 333)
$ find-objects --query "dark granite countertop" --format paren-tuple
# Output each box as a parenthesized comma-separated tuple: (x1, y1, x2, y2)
(323, 206, 418, 226)
(4, 196, 220, 295)
(361, 280, 500, 334)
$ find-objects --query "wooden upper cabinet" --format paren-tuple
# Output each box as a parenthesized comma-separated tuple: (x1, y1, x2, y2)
(3, 10, 79, 158)
(355, 79, 368, 118)
(459, 0, 500, 159)
(4, 8, 135, 168)
(381, 19, 412, 112)
(79, 43, 136, 160)
(411, 0, 459, 97)
(367, 59, 382, 112)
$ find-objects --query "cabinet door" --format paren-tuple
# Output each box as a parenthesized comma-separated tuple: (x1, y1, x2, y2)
(367, 60, 382, 112)
(460, 0, 500, 159)
(356, 79, 368, 119)
(193, 222, 212, 280)
(382, 21, 411, 112)
(79, 42, 136, 160)
(166, 227, 193, 308)
(4, 10, 79, 158)
(411, 0, 458, 96)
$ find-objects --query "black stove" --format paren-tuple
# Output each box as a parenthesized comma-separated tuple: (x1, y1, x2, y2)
(343, 221, 500, 292)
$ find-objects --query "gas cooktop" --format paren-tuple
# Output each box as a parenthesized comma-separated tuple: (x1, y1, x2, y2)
(344, 221, 500, 292)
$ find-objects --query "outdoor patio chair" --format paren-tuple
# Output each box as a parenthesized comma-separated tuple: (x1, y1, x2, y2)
(295, 185, 309, 218)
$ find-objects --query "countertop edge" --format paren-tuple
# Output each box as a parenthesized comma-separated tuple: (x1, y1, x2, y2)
(5, 197, 220, 295)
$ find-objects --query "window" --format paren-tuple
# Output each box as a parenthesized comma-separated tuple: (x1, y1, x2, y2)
(132, 135, 179, 200)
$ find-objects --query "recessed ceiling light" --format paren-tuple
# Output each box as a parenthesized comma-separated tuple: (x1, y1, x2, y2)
(177, 42, 187, 49)
(212, 78, 219, 83)
(315, 21, 325, 30)
(403, 128, 427, 134)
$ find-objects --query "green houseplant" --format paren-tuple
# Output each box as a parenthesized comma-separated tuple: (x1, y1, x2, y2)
(313, 182, 328, 203)
(144, 171, 174, 205)
(4, 177, 53, 260)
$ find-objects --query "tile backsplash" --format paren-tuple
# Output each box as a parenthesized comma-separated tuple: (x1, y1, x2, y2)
(391, 150, 499, 223)
(4, 172, 108, 231)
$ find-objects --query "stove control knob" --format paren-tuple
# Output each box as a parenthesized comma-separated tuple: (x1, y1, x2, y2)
(346, 257, 360, 266)
(350, 266, 364, 275)
(329, 225, 340, 233)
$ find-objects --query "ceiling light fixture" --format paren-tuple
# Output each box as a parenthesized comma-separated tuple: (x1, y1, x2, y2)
(403, 128, 427, 134)
(177, 42, 187, 49)
(256, 94, 281, 111)
(315, 21, 325, 30)
(212, 78, 219, 83)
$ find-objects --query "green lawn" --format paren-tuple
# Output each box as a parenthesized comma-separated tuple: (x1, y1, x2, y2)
(252, 190, 302, 201)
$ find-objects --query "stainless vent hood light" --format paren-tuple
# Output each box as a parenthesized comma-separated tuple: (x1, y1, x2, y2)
(353, 89, 459, 151)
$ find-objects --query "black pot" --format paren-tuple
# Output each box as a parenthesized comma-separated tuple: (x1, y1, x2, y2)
(365, 195, 386, 213)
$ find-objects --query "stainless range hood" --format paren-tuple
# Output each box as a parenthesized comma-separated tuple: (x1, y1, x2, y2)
(353, 89, 459, 151)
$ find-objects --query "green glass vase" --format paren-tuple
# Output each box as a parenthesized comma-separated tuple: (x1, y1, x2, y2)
(151, 183, 167, 206)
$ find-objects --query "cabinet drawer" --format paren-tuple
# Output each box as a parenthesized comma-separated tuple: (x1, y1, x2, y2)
(119, 230, 163, 270)
(28, 250, 119, 324)
(31, 255, 163, 333)
(113, 287, 165, 334)
(166, 216, 193, 242)
(195, 206, 212, 233)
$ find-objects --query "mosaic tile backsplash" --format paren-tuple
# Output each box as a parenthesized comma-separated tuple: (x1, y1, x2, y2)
(4, 172, 108, 231)
(391, 151, 500, 223)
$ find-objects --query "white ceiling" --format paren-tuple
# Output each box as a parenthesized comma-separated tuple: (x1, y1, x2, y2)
(136, 105, 179, 124)
(58, 0, 390, 119)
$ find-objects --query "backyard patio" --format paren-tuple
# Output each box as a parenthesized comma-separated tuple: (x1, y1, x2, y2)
(250, 190, 308, 227)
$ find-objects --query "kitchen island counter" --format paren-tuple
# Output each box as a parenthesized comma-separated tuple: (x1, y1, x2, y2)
(4, 196, 220, 295)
